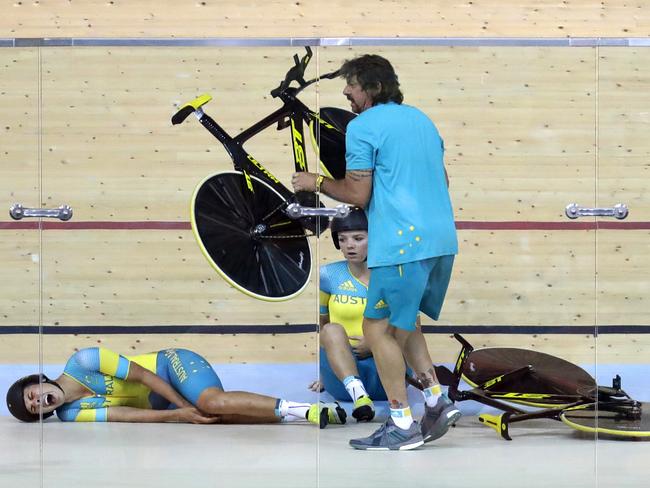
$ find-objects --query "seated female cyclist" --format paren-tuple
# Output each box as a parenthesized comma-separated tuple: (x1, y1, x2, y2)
(6, 346, 346, 428)
(313, 208, 395, 422)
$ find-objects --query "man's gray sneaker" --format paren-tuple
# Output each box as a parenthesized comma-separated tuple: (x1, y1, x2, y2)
(349, 417, 424, 451)
(421, 394, 462, 443)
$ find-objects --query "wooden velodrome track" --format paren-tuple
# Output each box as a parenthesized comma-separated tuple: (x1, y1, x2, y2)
(1, 2, 649, 368)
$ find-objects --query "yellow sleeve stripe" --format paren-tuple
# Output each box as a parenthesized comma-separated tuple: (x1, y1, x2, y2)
(99, 348, 131, 379)
(74, 409, 104, 422)
(319, 290, 331, 307)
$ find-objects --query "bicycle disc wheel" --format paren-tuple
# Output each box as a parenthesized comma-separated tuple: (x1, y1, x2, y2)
(461, 347, 595, 407)
(191, 170, 312, 301)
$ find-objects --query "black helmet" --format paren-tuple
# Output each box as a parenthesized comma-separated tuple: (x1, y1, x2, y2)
(330, 207, 368, 249)
(6, 374, 58, 422)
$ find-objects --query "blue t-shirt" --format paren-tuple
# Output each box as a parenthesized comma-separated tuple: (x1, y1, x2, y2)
(345, 102, 458, 267)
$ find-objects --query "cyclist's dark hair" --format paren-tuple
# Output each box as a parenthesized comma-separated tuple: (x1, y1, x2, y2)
(339, 54, 403, 105)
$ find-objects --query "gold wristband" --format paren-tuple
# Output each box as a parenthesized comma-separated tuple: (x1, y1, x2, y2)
(315, 175, 324, 192)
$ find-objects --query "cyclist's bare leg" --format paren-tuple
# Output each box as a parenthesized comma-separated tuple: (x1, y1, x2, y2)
(197, 388, 306, 421)
(321, 322, 360, 379)
(210, 413, 280, 424)
(197, 388, 278, 416)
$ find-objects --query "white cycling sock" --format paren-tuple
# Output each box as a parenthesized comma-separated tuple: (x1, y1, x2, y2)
(390, 406, 414, 430)
(343, 375, 368, 403)
(423, 384, 442, 407)
(275, 399, 311, 419)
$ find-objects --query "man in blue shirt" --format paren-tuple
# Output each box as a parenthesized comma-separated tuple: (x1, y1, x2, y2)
(292, 54, 461, 450)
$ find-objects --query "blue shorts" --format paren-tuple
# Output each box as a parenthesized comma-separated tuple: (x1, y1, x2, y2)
(364, 255, 454, 331)
(319, 348, 387, 401)
(152, 349, 223, 408)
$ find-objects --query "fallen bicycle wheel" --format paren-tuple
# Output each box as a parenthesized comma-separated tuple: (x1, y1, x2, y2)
(191, 170, 312, 301)
(461, 347, 596, 407)
(560, 402, 650, 438)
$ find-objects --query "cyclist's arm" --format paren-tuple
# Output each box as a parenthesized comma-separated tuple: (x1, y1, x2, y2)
(319, 313, 330, 327)
(107, 406, 218, 424)
(320, 169, 373, 208)
(126, 361, 191, 409)
(319, 272, 332, 327)
(77, 347, 191, 409)
(57, 406, 176, 423)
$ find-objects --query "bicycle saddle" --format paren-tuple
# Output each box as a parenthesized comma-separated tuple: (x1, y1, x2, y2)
(172, 94, 213, 125)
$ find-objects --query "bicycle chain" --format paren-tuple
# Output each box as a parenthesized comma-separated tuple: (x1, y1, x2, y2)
(258, 232, 316, 239)
(258, 202, 318, 239)
(261, 201, 287, 223)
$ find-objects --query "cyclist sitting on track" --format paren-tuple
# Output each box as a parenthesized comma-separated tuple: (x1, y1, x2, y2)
(312, 208, 422, 423)
(6, 346, 346, 427)
(311, 208, 383, 422)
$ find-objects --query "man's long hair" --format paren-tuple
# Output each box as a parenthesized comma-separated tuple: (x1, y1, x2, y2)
(340, 54, 403, 105)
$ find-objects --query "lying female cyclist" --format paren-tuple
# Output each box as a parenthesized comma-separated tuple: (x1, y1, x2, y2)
(6, 346, 346, 428)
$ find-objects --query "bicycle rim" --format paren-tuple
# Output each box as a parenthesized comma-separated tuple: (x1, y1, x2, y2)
(191, 170, 312, 301)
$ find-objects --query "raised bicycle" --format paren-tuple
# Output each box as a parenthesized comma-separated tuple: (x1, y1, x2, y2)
(172, 47, 354, 301)
(411, 334, 648, 440)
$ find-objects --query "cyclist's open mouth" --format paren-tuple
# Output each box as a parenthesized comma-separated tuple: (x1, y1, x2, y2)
(42, 393, 55, 407)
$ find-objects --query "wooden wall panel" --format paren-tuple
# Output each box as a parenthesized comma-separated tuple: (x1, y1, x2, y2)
(5, 331, 647, 365)
(3, 0, 650, 38)
(597, 232, 650, 327)
(0, 49, 40, 329)
(0, 333, 316, 364)
(597, 48, 650, 329)
(0, 232, 39, 327)
(40, 230, 318, 326)
(0, 49, 40, 203)
(425, 333, 650, 365)
(598, 48, 650, 218)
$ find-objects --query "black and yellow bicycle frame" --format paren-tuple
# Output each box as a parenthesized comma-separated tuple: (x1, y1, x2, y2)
(440, 334, 644, 440)
(183, 90, 313, 201)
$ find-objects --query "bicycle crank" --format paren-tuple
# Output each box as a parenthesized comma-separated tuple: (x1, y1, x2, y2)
(285, 203, 350, 219)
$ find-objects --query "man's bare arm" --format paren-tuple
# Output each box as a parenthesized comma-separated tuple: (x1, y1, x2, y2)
(320, 170, 373, 208)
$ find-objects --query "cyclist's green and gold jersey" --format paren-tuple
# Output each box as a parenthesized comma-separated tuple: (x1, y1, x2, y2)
(55, 347, 222, 422)
(55, 348, 157, 422)
(345, 102, 458, 267)
(319, 260, 367, 344)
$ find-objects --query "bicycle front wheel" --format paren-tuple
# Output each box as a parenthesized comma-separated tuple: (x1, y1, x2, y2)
(191, 171, 312, 301)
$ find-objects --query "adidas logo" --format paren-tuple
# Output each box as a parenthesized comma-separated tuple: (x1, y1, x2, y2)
(373, 299, 388, 309)
(338, 280, 357, 292)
